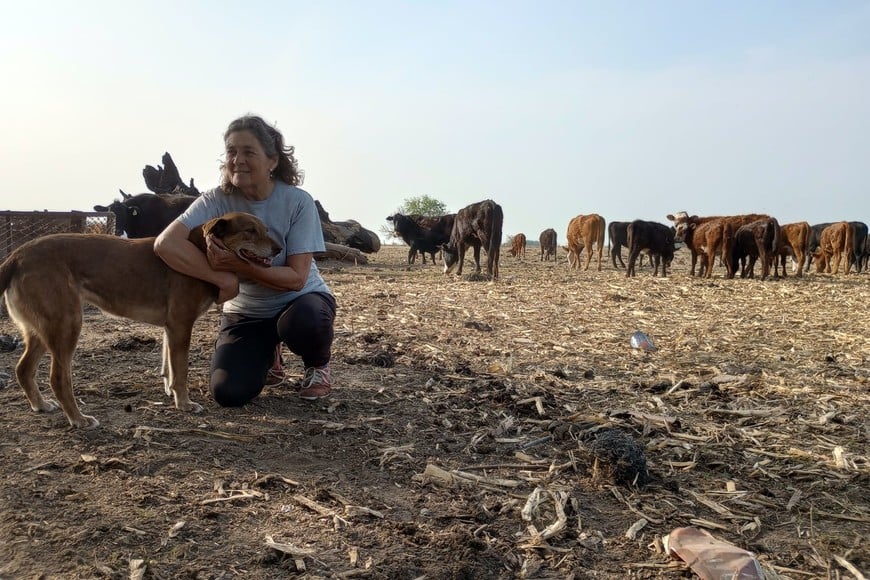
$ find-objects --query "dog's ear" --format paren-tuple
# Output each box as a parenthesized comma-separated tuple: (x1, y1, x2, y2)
(204, 217, 229, 237)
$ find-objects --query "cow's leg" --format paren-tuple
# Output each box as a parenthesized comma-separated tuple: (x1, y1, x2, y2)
(407, 246, 415, 265)
(626, 248, 639, 277)
(704, 249, 716, 278)
(472, 243, 482, 274)
(456, 244, 466, 275)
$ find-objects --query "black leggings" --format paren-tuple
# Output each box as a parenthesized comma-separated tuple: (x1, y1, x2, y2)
(210, 292, 336, 407)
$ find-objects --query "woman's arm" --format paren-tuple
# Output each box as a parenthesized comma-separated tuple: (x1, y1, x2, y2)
(154, 221, 240, 303)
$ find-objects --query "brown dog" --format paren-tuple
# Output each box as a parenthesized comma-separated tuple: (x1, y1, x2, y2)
(0, 212, 280, 428)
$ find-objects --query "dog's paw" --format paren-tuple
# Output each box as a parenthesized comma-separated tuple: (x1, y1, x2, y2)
(33, 399, 60, 413)
(69, 414, 100, 429)
(187, 402, 204, 414)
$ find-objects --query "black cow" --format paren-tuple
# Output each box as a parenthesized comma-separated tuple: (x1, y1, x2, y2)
(625, 220, 675, 277)
(609, 220, 663, 269)
(441, 199, 503, 279)
(94, 191, 197, 238)
(807, 221, 868, 273)
(539, 228, 557, 261)
(608, 221, 631, 268)
(851, 221, 868, 273)
(386, 213, 456, 265)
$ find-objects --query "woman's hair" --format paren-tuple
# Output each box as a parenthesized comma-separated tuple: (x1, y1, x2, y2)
(220, 115, 304, 192)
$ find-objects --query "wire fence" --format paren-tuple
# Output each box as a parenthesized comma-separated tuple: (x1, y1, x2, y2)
(0, 211, 116, 261)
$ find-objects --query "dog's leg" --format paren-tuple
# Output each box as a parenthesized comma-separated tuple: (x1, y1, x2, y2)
(15, 328, 58, 413)
(164, 322, 203, 414)
(161, 330, 172, 397)
(44, 322, 98, 429)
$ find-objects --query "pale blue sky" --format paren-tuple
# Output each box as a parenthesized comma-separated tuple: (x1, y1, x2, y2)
(2, 1, 868, 241)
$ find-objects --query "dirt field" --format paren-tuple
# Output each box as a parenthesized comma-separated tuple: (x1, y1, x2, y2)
(1, 245, 867, 580)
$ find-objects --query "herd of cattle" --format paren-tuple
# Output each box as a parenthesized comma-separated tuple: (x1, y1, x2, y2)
(387, 201, 870, 280)
(89, 191, 868, 281)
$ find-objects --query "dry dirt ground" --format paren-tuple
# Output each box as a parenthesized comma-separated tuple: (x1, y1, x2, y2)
(0, 245, 867, 580)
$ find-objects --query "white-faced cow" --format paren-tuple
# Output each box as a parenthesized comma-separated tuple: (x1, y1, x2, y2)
(566, 214, 606, 271)
(625, 220, 675, 277)
(539, 228, 557, 261)
(386, 213, 456, 265)
(441, 200, 503, 280)
(94, 191, 198, 238)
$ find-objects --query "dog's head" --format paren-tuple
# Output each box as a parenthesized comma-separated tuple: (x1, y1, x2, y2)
(203, 212, 281, 266)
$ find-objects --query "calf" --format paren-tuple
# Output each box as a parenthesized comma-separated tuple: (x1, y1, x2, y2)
(441, 200, 503, 279)
(539, 228, 557, 261)
(625, 220, 675, 277)
(386, 213, 455, 265)
(667, 212, 769, 277)
(94, 191, 197, 238)
(806, 221, 867, 273)
(814, 221, 854, 275)
(775, 221, 810, 277)
(731, 218, 780, 280)
(566, 214, 606, 271)
(608, 221, 630, 268)
(508, 233, 527, 258)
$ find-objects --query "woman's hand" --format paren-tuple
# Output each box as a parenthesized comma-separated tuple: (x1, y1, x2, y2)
(206, 234, 246, 272)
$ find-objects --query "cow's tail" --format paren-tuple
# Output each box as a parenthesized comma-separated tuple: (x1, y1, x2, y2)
(769, 219, 780, 255)
(488, 202, 504, 279)
(597, 218, 606, 255)
(844, 222, 855, 272)
(722, 222, 736, 278)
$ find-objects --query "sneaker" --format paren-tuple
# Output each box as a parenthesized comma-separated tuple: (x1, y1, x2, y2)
(264, 345, 286, 387)
(298, 365, 332, 400)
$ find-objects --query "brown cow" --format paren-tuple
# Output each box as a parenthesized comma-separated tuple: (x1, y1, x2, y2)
(539, 228, 557, 261)
(508, 233, 527, 258)
(667, 212, 769, 277)
(566, 214, 606, 271)
(814, 221, 854, 275)
(732, 218, 781, 280)
(775, 221, 810, 277)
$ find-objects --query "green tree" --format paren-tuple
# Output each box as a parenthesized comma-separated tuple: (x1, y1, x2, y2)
(381, 195, 449, 241)
(398, 195, 448, 217)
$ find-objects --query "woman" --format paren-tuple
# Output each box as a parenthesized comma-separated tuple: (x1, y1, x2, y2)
(154, 115, 336, 406)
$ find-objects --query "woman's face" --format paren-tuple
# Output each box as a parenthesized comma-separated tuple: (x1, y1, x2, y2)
(225, 130, 277, 197)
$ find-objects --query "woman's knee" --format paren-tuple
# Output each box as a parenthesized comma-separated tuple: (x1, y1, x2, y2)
(210, 369, 263, 407)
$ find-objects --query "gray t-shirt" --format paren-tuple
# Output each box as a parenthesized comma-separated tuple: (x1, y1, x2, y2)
(178, 182, 331, 317)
